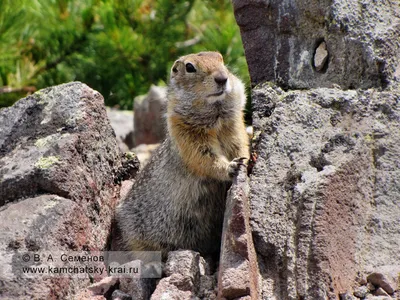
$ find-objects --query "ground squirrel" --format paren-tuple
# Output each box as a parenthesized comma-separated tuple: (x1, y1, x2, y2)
(116, 51, 249, 256)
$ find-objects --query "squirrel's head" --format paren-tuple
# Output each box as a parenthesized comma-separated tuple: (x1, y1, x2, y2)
(169, 51, 244, 106)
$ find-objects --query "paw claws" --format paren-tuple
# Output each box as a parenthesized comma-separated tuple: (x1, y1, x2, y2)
(228, 157, 249, 178)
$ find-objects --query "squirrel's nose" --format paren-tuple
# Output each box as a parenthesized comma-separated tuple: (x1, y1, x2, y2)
(214, 75, 228, 86)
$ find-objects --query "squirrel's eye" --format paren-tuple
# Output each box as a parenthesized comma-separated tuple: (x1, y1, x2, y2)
(185, 63, 196, 73)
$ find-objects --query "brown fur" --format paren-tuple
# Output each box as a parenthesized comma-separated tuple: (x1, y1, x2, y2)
(116, 51, 249, 256)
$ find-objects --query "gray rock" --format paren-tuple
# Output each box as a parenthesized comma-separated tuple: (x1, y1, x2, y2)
(354, 285, 369, 298)
(133, 85, 167, 146)
(232, 0, 400, 90)
(107, 108, 134, 151)
(0, 82, 122, 207)
(164, 250, 201, 287)
(0, 82, 124, 299)
(250, 84, 400, 300)
(111, 289, 132, 300)
(217, 166, 259, 300)
(168, 273, 195, 292)
(150, 277, 197, 300)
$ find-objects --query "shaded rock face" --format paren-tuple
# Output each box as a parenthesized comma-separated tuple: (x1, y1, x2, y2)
(232, 0, 400, 90)
(133, 85, 167, 146)
(0, 82, 124, 299)
(250, 85, 400, 299)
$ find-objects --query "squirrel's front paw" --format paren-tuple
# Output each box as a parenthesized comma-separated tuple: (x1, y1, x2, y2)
(228, 157, 248, 178)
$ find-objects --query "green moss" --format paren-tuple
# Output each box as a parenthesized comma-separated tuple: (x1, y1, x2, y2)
(124, 151, 137, 160)
(278, 94, 287, 102)
(254, 81, 276, 90)
(35, 156, 60, 169)
(43, 197, 60, 209)
(34, 135, 55, 148)
(34, 90, 48, 105)
(65, 111, 85, 127)
(364, 134, 374, 143)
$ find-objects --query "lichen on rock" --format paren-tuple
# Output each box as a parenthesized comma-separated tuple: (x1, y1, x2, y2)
(34, 155, 60, 169)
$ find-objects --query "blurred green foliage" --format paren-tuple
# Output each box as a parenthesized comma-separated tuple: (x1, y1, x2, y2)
(0, 0, 250, 115)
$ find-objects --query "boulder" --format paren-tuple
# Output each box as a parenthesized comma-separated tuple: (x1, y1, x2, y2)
(250, 84, 400, 299)
(133, 85, 167, 146)
(232, 0, 400, 90)
(218, 166, 260, 299)
(0, 82, 124, 299)
(0, 82, 122, 207)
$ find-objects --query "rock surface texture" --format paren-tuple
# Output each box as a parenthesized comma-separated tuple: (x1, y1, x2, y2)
(232, 1, 400, 299)
(0, 82, 125, 299)
(232, 0, 400, 90)
(250, 85, 400, 299)
(150, 250, 217, 300)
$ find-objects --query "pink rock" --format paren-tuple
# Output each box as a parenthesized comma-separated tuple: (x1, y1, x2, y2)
(217, 166, 259, 299)
(150, 277, 195, 300)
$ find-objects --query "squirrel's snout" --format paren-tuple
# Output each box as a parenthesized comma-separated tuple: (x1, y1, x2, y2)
(214, 75, 228, 86)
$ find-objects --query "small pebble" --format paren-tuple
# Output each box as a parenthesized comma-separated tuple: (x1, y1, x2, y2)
(314, 41, 329, 71)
